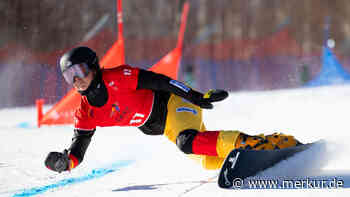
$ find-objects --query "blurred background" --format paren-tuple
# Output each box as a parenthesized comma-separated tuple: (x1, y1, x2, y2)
(1, 0, 350, 108)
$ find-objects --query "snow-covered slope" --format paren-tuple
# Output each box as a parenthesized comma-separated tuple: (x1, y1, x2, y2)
(1, 85, 350, 197)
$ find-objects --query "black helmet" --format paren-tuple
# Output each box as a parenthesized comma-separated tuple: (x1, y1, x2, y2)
(60, 46, 100, 73)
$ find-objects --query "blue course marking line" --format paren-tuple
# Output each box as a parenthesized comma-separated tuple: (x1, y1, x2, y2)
(13, 160, 133, 197)
(16, 122, 32, 129)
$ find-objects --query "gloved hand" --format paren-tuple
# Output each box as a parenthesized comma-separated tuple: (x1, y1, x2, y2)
(45, 150, 71, 173)
(189, 89, 229, 109)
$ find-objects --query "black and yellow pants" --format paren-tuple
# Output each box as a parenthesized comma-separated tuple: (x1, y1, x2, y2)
(163, 94, 241, 170)
(163, 94, 301, 170)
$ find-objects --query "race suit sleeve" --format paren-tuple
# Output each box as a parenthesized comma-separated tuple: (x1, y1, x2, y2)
(68, 98, 96, 169)
(136, 69, 209, 108)
(67, 129, 95, 169)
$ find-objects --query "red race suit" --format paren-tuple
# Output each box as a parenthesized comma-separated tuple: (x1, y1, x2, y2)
(74, 65, 154, 130)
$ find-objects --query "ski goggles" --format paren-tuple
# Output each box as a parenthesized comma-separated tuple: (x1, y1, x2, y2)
(62, 63, 91, 84)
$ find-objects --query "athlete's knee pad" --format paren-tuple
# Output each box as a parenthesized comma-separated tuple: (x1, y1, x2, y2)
(176, 129, 199, 154)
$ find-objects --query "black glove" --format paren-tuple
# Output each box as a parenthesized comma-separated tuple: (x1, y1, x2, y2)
(45, 150, 70, 173)
(189, 89, 229, 109)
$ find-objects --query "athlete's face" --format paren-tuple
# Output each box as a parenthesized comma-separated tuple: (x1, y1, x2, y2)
(73, 71, 94, 91)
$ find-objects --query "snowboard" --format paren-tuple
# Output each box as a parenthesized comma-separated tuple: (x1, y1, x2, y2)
(218, 141, 319, 188)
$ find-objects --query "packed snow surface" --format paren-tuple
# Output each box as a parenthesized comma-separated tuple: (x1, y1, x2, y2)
(1, 85, 350, 196)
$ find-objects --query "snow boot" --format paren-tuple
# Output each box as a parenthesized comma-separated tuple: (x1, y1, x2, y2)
(234, 133, 277, 150)
(265, 132, 302, 149)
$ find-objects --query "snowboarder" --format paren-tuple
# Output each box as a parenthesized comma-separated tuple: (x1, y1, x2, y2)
(45, 46, 302, 173)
